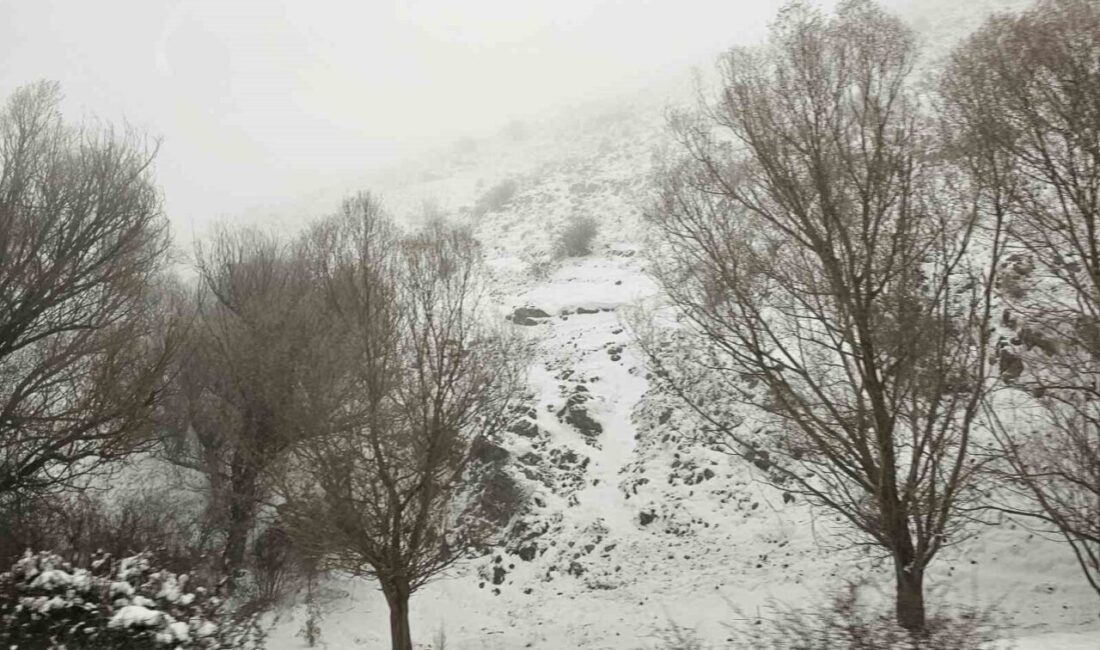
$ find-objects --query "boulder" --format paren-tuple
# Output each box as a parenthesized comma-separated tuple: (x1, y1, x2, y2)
(513, 306, 550, 320)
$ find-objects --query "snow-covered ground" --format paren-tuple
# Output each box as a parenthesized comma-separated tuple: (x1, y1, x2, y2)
(258, 82, 1099, 648)
(254, 5, 1100, 645)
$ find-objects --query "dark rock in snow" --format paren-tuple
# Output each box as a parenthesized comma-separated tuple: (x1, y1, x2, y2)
(639, 510, 657, 526)
(513, 306, 551, 320)
(556, 387, 603, 439)
(747, 448, 771, 471)
(470, 436, 509, 466)
(999, 347, 1024, 381)
(563, 406, 602, 438)
(479, 471, 524, 527)
(509, 418, 541, 438)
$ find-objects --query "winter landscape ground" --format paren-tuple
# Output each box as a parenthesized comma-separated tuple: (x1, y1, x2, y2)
(253, 70, 1099, 648)
(3, 0, 1100, 648)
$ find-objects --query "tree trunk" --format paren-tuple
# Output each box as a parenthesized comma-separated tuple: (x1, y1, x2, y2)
(894, 554, 926, 635)
(222, 514, 250, 593)
(221, 456, 258, 594)
(384, 581, 413, 650)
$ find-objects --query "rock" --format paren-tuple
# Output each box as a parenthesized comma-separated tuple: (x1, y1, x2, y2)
(492, 566, 507, 585)
(513, 306, 551, 320)
(556, 388, 603, 438)
(999, 347, 1024, 381)
(470, 436, 509, 466)
(509, 418, 541, 438)
(639, 510, 657, 526)
(508, 306, 551, 325)
(576, 307, 600, 315)
(479, 470, 524, 527)
(563, 407, 602, 438)
(748, 448, 771, 471)
(783, 491, 795, 504)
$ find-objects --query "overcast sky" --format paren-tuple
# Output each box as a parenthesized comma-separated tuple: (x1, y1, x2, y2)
(0, 0, 841, 236)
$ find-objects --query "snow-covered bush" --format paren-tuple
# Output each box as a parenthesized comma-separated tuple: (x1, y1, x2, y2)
(0, 550, 264, 649)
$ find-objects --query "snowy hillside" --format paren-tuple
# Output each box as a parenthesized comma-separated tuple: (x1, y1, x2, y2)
(259, 56, 1100, 648)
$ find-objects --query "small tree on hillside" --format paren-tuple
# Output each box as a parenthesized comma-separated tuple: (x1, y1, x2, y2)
(641, 0, 1001, 634)
(556, 216, 599, 257)
(471, 178, 517, 218)
(280, 195, 521, 650)
(941, 0, 1100, 598)
(0, 81, 176, 501)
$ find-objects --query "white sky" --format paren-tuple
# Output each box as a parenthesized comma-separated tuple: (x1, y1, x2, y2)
(0, 0, 839, 235)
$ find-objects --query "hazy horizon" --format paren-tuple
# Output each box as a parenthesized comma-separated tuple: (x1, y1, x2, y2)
(0, 0, 840, 241)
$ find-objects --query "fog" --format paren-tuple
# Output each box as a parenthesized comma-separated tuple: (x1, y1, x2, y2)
(0, 0, 831, 239)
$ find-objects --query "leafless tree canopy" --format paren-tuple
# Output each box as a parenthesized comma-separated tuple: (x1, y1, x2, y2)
(162, 227, 336, 589)
(0, 81, 174, 499)
(279, 194, 521, 650)
(643, 0, 1000, 633)
(942, 0, 1100, 598)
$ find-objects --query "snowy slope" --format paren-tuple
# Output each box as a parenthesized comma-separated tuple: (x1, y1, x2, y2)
(261, 6, 1100, 648)
(260, 89, 1098, 650)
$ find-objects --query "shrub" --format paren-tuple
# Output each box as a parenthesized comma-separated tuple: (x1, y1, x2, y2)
(471, 179, 518, 218)
(247, 522, 319, 610)
(652, 583, 1004, 650)
(729, 583, 1003, 650)
(652, 621, 706, 650)
(0, 550, 264, 649)
(526, 254, 554, 281)
(295, 569, 323, 648)
(556, 216, 598, 257)
(0, 489, 211, 576)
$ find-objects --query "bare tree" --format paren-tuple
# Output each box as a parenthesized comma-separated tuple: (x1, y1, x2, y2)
(941, 0, 1100, 598)
(280, 194, 520, 650)
(0, 81, 175, 500)
(163, 227, 335, 591)
(640, 1, 1001, 633)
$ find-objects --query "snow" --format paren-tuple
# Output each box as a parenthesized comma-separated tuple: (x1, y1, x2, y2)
(262, 129, 1097, 647)
(109, 604, 163, 628)
(1007, 632, 1100, 650)
(225, 9, 1100, 646)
